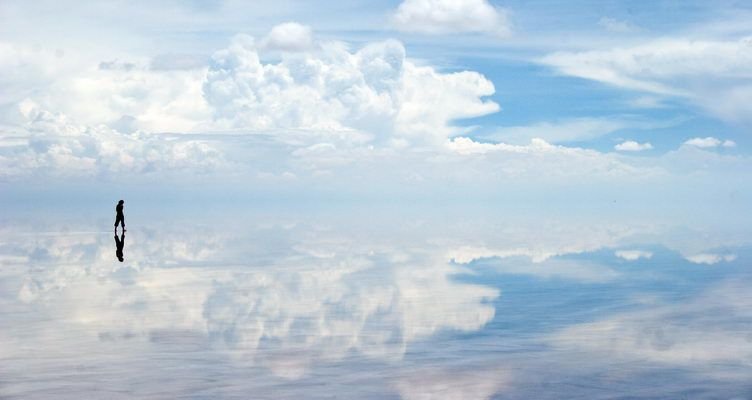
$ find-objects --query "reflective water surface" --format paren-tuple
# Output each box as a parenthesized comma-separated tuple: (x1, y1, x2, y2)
(1, 206, 750, 399)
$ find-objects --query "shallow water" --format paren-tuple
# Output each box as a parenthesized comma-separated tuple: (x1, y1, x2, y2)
(1, 206, 751, 399)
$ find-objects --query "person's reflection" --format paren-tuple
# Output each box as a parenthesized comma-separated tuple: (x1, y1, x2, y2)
(114, 231, 125, 262)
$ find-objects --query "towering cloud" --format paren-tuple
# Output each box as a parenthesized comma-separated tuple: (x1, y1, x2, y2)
(203, 33, 499, 144)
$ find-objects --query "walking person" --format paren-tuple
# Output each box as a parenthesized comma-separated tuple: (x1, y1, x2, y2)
(114, 200, 126, 232)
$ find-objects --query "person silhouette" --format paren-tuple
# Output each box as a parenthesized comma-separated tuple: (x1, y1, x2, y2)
(114, 200, 126, 232)
(114, 231, 125, 262)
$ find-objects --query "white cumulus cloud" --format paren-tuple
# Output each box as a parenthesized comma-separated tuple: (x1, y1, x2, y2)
(1, 27, 500, 147)
(615, 140, 653, 152)
(203, 34, 499, 144)
(261, 22, 314, 52)
(391, 0, 511, 36)
(685, 253, 737, 265)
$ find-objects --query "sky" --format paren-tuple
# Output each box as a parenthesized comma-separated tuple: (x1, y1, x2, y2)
(1, 0, 751, 203)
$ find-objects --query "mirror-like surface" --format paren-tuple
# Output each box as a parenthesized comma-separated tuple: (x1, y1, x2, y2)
(1, 206, 750, 399)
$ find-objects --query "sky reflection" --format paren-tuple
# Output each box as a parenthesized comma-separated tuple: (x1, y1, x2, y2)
(0, 208, 750, 399)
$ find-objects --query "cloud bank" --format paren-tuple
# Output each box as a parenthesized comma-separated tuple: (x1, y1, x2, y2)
(0, 22, 750, 201)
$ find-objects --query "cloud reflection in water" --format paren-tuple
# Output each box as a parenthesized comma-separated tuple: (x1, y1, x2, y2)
(1, 210, 750, 398)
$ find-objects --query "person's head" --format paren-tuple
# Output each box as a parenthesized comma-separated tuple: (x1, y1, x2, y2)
(118, 256, 124, 262)
(118, 200, 124, 205)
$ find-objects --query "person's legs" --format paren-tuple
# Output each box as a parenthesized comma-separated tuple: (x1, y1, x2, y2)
(115, 215, 124, 230)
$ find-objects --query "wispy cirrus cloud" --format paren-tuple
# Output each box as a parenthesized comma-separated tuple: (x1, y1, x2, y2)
(539, 36, 752, 123)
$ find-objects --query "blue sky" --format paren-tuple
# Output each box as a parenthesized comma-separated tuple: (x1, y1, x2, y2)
(0, 0, 750, 200)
